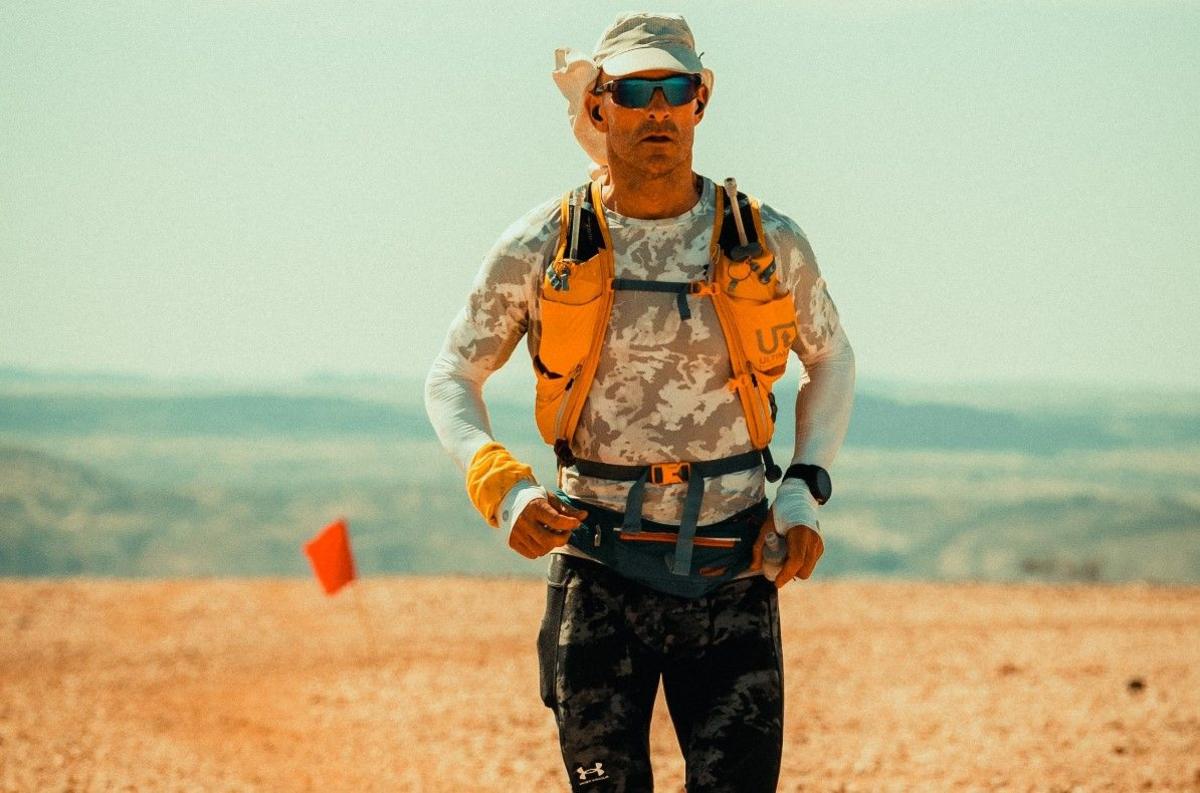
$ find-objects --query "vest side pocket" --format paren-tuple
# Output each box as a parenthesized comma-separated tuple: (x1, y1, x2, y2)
(533, 287, 605, 445)
(719, 288, 797, 446)
(728, 291, 797, 377)
(535, 293, 603, 376)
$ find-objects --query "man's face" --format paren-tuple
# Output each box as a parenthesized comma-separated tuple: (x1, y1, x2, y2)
(584, 67, 709, 177)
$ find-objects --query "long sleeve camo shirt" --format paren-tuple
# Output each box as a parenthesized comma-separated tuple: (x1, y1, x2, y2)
(425, 175, 856, 578)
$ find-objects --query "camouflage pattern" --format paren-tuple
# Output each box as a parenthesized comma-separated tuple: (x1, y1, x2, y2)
(537, 553, 784, 792)
(443, 175, 846, 528)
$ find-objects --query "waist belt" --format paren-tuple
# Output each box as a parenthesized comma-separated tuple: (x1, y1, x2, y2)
(567, 449, 766, 577)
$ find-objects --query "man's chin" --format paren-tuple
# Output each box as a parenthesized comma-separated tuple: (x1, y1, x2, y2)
(626, 151, 686, 174)
(609, 144, 690, 177)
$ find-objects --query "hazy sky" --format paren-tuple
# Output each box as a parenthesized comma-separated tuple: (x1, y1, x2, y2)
(3, 2, 1197, 390)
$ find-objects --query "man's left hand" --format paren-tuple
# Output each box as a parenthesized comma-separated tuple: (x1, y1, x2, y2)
(749, 514, 825, 589)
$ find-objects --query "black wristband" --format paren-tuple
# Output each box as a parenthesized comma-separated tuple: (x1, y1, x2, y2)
(781, 463, 832, 505)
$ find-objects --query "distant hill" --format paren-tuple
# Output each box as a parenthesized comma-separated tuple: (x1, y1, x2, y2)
(3, 435, 1198, 582)
(1, 389, 1196, 452)
(1, 372, 1197, 581)
(0, 392, 434, 439)
(0, 446, 169, 575)
(843, 393, 1200, 451)
(0, 365, 153, 384)
(0, 443, 533, 579)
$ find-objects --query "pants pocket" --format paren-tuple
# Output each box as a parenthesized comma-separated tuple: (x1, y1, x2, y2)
(764, 583, 785, 705)
(537, 556, 571, 709)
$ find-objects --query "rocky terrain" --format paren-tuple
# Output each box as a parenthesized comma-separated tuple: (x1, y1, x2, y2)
(2, 576, 1197, 792)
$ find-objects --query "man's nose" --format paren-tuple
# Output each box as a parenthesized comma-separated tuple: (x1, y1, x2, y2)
(644, 87, 672, 117)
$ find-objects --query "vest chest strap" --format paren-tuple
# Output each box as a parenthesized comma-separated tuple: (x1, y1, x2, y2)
(610, 277, 718, 321)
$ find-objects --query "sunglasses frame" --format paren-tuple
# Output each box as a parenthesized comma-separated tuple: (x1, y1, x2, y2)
(592, 74, 702, 109)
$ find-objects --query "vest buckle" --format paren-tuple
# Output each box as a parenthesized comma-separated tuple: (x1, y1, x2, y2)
(650, 461, 690, 485)
(688, 281, 718, 297)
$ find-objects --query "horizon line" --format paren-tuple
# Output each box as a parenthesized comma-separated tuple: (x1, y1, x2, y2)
(1, 362, 1198, 397)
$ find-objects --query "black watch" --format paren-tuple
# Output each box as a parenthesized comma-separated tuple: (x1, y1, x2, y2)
(782, 464, 832, 505)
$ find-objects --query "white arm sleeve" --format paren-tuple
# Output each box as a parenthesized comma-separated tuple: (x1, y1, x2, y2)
(424, 324, 504, 474)
(422, 197, 560, 523)
(761, 210, 858, 536)
(773, 325, 856, 536)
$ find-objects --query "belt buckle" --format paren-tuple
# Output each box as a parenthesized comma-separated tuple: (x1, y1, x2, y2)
(650, 461, 690, 485)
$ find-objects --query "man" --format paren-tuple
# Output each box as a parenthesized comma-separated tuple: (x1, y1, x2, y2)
(425, 12, 855, 792)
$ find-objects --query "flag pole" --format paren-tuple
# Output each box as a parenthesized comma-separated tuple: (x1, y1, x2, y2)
(350, 578, 380, 665)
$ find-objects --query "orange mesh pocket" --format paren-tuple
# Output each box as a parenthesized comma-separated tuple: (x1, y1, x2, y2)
(537, 293, 603, 377)
(719, 289, 796, 447)
(541, 255, 607, 305)
(728, 291, 797, 376)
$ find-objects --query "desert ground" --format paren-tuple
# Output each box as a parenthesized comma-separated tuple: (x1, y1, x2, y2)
(1, 575, 1197, 792)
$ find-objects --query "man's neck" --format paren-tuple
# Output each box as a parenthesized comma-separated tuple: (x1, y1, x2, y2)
(600, 162, 702, 220)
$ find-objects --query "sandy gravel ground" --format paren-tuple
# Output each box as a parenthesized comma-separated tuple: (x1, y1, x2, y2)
(1, 575, 1198, 792)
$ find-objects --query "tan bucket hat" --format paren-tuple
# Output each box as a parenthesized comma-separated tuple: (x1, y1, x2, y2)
(552, 12, 714, 182)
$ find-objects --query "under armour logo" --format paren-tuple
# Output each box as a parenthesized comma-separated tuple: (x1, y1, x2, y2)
(756, 322, 794, 355)
(575, 761, 609, 785)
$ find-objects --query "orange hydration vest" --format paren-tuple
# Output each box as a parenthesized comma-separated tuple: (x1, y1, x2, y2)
(533, 178, 797, 474)
(531, 177, 800, 579)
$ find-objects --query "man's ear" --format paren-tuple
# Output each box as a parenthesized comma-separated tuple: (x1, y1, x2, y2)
(584, 94, 607, 131)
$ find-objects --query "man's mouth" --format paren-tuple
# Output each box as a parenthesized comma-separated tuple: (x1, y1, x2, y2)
(643, 134, 673, 143)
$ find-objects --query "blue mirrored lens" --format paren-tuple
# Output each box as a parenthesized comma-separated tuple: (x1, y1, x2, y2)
(611, 76, 698, 108)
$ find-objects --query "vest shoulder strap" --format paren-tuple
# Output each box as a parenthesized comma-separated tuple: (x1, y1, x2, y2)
(558, 179, 763, 263)
(558, 182, 606, 263)
(716, 185, 763, 259)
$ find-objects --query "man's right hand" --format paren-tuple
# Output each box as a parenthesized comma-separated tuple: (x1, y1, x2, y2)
(508, 492, 589, 559)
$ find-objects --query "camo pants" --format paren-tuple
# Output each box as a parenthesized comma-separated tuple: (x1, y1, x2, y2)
(537, 552, 784, 792)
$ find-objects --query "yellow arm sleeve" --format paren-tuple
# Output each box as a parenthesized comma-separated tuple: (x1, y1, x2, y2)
(465, 441, 536, 528)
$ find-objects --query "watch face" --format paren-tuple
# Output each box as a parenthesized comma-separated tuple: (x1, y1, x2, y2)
(784, 464, 833, 504)
(814, 468, 832, 501)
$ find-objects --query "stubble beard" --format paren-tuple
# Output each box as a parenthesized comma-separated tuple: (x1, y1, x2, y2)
(608, 133, 694, 185)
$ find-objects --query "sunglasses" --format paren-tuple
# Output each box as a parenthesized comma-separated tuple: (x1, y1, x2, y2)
(592, 74, 702, 109)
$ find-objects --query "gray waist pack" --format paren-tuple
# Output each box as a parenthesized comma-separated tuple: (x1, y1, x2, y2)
(556, 488, 769, 599)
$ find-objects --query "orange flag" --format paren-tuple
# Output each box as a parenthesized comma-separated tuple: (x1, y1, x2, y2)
(303, 517, 357, 595)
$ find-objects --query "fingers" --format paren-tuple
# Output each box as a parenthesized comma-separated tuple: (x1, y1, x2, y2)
(531, 498, 585, 531)
(750, 523, 768, 572)
(509, 522, 566, 559)
(509, 497, 583, 559)
(799, 532, 825, 578)
(776, 527, 823, 587)
(547, 492, 589, 521)
(750, 508, 776, 573)
(508, 528, 540, 560)
(775, 547, 806, 589)
(775, 527, 806, 588)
